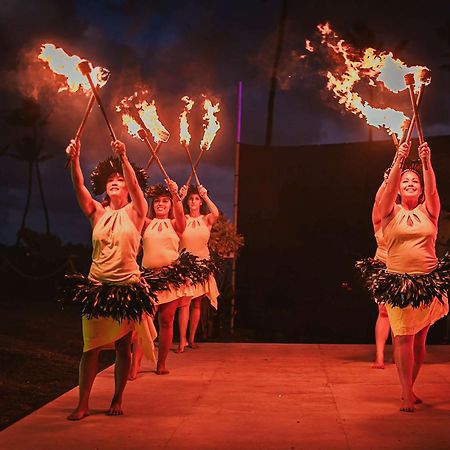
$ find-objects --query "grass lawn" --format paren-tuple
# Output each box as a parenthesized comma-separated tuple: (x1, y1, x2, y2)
(0, 295, 114, 430)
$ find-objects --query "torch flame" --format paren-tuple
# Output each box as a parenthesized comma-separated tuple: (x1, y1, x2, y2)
(200, 97, 221, 151)
(307, 23, 431, 138)
(180, 96, 195, 146)
(38, 43, 109, 94)
(117, 91, 170, 143)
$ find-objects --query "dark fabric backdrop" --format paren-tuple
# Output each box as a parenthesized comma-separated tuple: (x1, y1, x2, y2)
(235, 136, 450, 343)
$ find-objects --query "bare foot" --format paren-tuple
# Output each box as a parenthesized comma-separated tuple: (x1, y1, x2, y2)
(128, 364, 139, 381)
(372, 361, 384, 369)
(106, 398, 123, 416)
(400, 397, 415, 412)
(413, 393, 423, 404)
(156, 367, 170, 375)
(188, 342, 200, 349)
(67, 408, 90, 421)
(175, 342, 187, 353)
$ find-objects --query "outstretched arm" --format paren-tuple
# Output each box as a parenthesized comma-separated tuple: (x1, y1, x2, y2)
(112, 140, 148, 220)
(378, 142, 410, 220)
(419, 142, 440, 221)
(167, 179, 186, 235)
(198, 185, 219, 227)
(67, 139, 100, 220)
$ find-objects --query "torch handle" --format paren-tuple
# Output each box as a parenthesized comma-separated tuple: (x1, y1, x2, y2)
(64, 94, 96, 169)
(145, 142, 161, 170)
(183, 144, 201, 186)
(406, 85, 424, 145)
(83, 71, 116, 142)
(403, 85, 425, 145)
(185, 148, 205, 186)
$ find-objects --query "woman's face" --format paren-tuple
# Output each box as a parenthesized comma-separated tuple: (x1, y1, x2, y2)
(153, 195, 172, 218)
(106, 173, 128, 200)
(399, 171, 422, 202)
(188, 193, 203, 213)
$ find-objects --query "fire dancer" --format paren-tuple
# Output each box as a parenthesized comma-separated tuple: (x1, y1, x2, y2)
(365, 141, 449, 412)
(175, 184, 220, 353)
(64, 138, 157, 420)
(130, 182, 193, 377)
(370, 170, 393, 369)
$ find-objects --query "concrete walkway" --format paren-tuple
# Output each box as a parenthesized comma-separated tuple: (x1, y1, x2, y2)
(1, 343, 450, 450)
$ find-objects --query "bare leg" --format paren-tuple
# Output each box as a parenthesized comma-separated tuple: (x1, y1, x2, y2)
(373, 304, 390, 369)
(411, 325, 430, 404)
(107, 331, 133, 416)
(188, 297, 202, 348)
(394, 334, 415, 412)
(156, 299, 179, 374)
(129, 341, 143, 380)
(176, 302, 190, 353)
(67, 347, 101, 420)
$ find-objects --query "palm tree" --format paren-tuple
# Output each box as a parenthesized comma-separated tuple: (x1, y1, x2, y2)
(265, 0, 288, 146)
(3, 98, 53, 244)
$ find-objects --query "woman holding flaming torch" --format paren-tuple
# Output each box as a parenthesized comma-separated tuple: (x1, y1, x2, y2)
(64, 138, 157, 420)
(363, 141, 449, 412)
(130, 182, 203, 377)
(175, 184, 220, 353)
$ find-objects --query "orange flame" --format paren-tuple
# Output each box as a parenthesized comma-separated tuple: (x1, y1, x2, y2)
(200, 97, 220, 150)
(179, 96, 195, 146)
(38, 43, 109, 93)
(121, 114, 141, 137)
(308, 23, 431, 138)
(117, 91, 170, 143)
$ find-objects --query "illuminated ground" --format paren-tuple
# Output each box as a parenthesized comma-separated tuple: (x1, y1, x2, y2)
(1, 343, 450, 449)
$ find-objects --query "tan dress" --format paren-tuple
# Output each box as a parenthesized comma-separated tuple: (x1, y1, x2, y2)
(142, 218, 194, 304)
(84, 206, 157, 361)
(383, 205, 449, 336)
(374, 228, 387, 264)
(179, 215, 219, 309)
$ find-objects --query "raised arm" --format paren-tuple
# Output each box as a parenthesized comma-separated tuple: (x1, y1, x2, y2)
(167, 179, 186, 236)
(67, 139, 100, 220)
(112, 140, 148, 220)
(418, 142, 440, 222)
(378, 142, 410, 220)
(198, 185, 219, 227)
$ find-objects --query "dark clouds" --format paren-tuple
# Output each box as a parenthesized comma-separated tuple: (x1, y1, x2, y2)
(1, 0, 450, 244)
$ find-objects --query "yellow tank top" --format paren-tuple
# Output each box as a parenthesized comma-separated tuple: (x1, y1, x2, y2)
(383, 205, 438, 274)
(374, 228, 387, 264)
(88, 206, 141, 283)
(179, 215, 211, 259)
(142, 218, 179, 269)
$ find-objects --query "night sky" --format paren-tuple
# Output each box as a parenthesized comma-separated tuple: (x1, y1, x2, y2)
(1, 0, 449, 245)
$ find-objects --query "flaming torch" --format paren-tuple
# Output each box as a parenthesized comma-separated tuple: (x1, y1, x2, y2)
(38, 43, 111, 166)
(305, 23, 431, 150)
(117, 92, 178, 197)
(185, 97, 221, 186)
(179, 96, 201, 185)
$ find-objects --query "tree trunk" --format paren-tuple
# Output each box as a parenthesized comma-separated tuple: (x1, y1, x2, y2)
(16, 161, 33, 245)
(265, 0, 288, 146)
(35, 161, 50, 233)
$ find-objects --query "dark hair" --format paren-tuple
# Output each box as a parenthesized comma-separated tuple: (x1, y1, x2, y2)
(183, 185, 208, 215)
(90, 157, 148, 196)
(147, 184, 173, 219)
(397, 161, 425, 205)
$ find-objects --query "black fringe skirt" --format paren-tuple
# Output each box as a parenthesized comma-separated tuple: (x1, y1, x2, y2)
(355, 252, 450, 308)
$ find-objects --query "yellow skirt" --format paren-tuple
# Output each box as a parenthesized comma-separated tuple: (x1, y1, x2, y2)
(190, 275, 220, 310)
(83, 314, 157, 363)
(387, 296, 449, 336)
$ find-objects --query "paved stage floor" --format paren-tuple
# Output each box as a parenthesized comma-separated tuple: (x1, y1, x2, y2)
(1, 343, 450, 450)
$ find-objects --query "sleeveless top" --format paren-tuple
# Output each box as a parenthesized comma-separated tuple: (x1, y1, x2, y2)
(383, 205, 438, 275)
(88, 206, 141, 283)
(374, 228, 387, 264)
(179, 215, 211, 259)
(142, 218, 179, 269)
